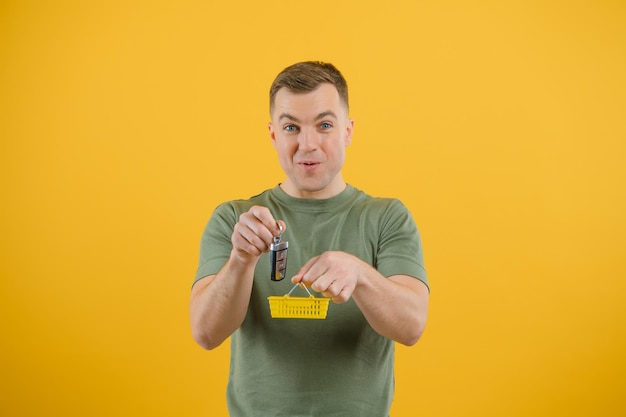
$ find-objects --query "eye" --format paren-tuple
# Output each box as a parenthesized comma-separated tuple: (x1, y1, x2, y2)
(320, 122, 332, 130)
(284, 124, 299, 132)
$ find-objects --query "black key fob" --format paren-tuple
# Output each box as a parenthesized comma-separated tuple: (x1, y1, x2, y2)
(270, 223, 288, 281)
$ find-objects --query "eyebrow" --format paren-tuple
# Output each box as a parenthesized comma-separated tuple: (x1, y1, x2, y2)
(278, 111, 338, 123)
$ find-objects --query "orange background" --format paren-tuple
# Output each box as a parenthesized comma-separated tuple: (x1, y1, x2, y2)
(1, 1, 625, 416)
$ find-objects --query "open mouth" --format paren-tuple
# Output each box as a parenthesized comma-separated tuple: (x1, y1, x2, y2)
(298, 161, 320, 171)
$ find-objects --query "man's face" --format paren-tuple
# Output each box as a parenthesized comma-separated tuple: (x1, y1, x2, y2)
(269, 83, 354, 199)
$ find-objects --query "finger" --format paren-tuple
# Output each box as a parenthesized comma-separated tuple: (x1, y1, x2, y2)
(321, 281, 353, 303)
(239, 210, 277, 249)
(331, 286, 352, 304)
(321, 281, 338, 298)
(292, 255, 320, 284)
(276, 220, 287, 236)
(232, 222, 267, 255)
(294, 256, 325, 291)
(249, 206, 283, 237)
(308, 269, 334, 293)
(236, 218, 272, 251)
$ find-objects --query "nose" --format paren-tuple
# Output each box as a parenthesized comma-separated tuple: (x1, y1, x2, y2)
(298, 128, 319, 152)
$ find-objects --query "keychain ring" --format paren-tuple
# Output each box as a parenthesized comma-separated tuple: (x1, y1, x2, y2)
(273, 222, 283, 244)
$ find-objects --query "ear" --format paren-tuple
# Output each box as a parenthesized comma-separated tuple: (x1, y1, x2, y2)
(344, 119, 354, 146)
(268, 122, 277, 147)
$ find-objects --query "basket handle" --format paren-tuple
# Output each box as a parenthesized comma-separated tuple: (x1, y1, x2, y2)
(287, 282, 314, 298)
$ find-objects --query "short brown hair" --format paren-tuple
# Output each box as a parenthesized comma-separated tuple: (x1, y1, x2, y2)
(269, 61, 349, 114)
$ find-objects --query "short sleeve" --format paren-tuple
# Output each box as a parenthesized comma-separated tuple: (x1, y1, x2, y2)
(375, 200, 429, 291)
(194, 203, 238, 285)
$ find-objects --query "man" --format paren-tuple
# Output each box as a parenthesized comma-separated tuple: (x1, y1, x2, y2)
(190, 61, 429, 416)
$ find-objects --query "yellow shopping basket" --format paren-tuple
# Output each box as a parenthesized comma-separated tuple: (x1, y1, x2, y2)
(267, 283, 330, 319)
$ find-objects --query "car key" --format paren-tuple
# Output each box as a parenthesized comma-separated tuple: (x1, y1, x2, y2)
(270, 222, 288, 281)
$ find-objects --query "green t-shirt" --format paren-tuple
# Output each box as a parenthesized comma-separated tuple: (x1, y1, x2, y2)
(195, 185, 428, 417)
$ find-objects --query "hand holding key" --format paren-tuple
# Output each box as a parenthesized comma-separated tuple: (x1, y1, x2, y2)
(230, 206, 285, 264)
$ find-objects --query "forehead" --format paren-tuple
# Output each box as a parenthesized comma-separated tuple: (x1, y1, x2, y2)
(272, 83, 347, 119)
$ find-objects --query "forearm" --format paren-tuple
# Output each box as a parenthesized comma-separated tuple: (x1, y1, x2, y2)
(352, 262, 429, 346)
(190, 254, 257, 350)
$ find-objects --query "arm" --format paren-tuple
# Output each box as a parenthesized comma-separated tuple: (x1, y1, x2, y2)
(353, 269, 429, 346)
(292, 252, 429, 346)
(190, 206, 284, 350)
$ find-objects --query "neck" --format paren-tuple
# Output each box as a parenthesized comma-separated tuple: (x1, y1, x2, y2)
(280, 176, 347, 199)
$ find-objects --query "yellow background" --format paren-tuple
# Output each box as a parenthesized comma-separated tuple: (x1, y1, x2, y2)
(1, 1, 625, 416)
